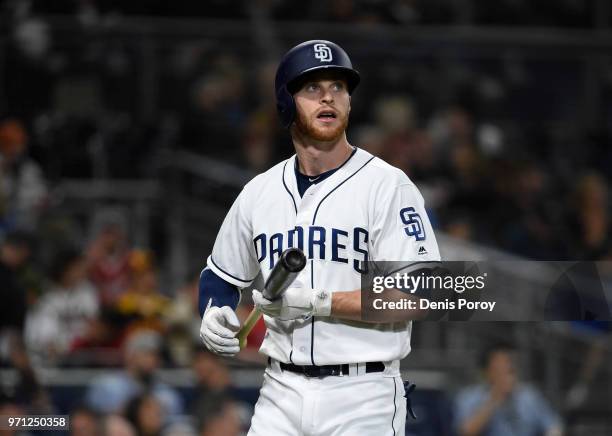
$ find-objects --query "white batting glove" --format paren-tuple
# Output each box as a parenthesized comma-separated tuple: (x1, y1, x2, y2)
(199, 299, 241, 356)
(252, 287, 332, 321)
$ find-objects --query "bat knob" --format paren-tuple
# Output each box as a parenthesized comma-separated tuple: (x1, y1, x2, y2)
(281, 248, 307, 272)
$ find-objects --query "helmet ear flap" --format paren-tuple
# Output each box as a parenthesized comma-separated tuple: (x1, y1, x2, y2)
(276, 86, 296, 128)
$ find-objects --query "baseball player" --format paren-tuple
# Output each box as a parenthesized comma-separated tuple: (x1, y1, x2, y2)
(199, 40, 441, 436)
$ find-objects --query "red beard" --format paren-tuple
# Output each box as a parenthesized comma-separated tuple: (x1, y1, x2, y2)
(294, 109, 349, 142)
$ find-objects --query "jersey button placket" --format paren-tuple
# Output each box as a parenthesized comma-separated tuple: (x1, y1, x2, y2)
(292, 184, 320, 365)
(290, 263, 312, 364)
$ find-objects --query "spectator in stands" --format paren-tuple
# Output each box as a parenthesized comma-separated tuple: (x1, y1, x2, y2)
(25, 247, 99, 365)
(0, 239, 50, 414)
(190, 347, 252, 435)
(116, 250, 170, 333)
(2, 341, 54, 415)
(430, 106, 499, 245)
(85, 329, 183, 417)
(169, 271, 200, 326)
(564, 321, 612, 410)
(101, 414, 136, 436)
(569, 172, 611, 260)
(428, 106, 477, 171)
(454, 342, 563, 436)
(161, 421, 198, 436)
(183, 54, 247, 159)
(69, 308, 126, 367)
(0, 231, 33, 364)
(0, 118, 47, 231)
(194, 394, 242, 436)
(87, 212, 131, 306)
(189, 348, 232, 414)
(70, 407, 101, 436)
(443, 212, 474, 241)
(240, 111, 275, 173)
(165, 273, 200, 367)
(125, 392, 165, 436)
(372, 96, 432, 177)
(499, 163, 564, 259)
(0, 393, 29, 436)
(353, 125, 387, 160)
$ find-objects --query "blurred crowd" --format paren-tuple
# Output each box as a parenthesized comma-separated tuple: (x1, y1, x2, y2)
(2, 0, 605, 27)
(0, 222, 259, 434)
(2, 1, 612, 261)
(0, 106, 262, 433)
(1, 1, 611, 435)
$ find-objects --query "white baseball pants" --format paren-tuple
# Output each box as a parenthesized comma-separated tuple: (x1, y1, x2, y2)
(248, 360, 406, 436)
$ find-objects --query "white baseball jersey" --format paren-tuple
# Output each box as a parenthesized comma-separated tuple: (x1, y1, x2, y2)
(207, 147, 440, 365)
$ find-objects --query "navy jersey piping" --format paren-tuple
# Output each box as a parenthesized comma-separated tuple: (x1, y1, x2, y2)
(282, 161, 298, 214)
(310, 259, 315, 365)
(309, 152, 375, 366)
(210, 256, 255, 284)
(281, 160, 298, 363)
(392, 377, 398, 435)
(312, 156, 375, 224)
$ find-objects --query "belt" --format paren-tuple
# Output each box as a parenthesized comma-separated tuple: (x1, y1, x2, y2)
(277, 360, 385, 377)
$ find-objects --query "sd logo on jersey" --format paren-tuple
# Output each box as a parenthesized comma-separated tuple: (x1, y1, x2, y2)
(400, 207, 426, 241)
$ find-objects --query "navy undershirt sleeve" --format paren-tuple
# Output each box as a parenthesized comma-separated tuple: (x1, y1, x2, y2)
(198, 268, 241, 317)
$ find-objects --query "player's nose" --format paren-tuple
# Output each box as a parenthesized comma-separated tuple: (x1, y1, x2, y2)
(320, 87, 334, 104)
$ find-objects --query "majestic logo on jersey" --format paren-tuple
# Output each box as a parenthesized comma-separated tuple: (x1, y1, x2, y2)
(253, 226, 369, 274)
(313, 43, 333, 62)
(400, 207, 426, 241)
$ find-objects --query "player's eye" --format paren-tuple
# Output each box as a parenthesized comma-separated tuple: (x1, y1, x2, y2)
(306, 83, 319, 92)
(332, 82, 345, 91)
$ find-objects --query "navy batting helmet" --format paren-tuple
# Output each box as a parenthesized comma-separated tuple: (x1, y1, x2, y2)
(275, 40, 360, 128)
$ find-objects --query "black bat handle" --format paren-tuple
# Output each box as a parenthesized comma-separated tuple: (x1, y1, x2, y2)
(263, 248, 307, 299)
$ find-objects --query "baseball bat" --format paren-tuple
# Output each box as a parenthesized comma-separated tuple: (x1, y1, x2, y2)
(237, 247, 307, 349)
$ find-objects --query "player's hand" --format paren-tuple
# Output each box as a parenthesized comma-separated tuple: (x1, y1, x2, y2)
(199, 299, 241, 356)
(252, 287, 332, 321)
